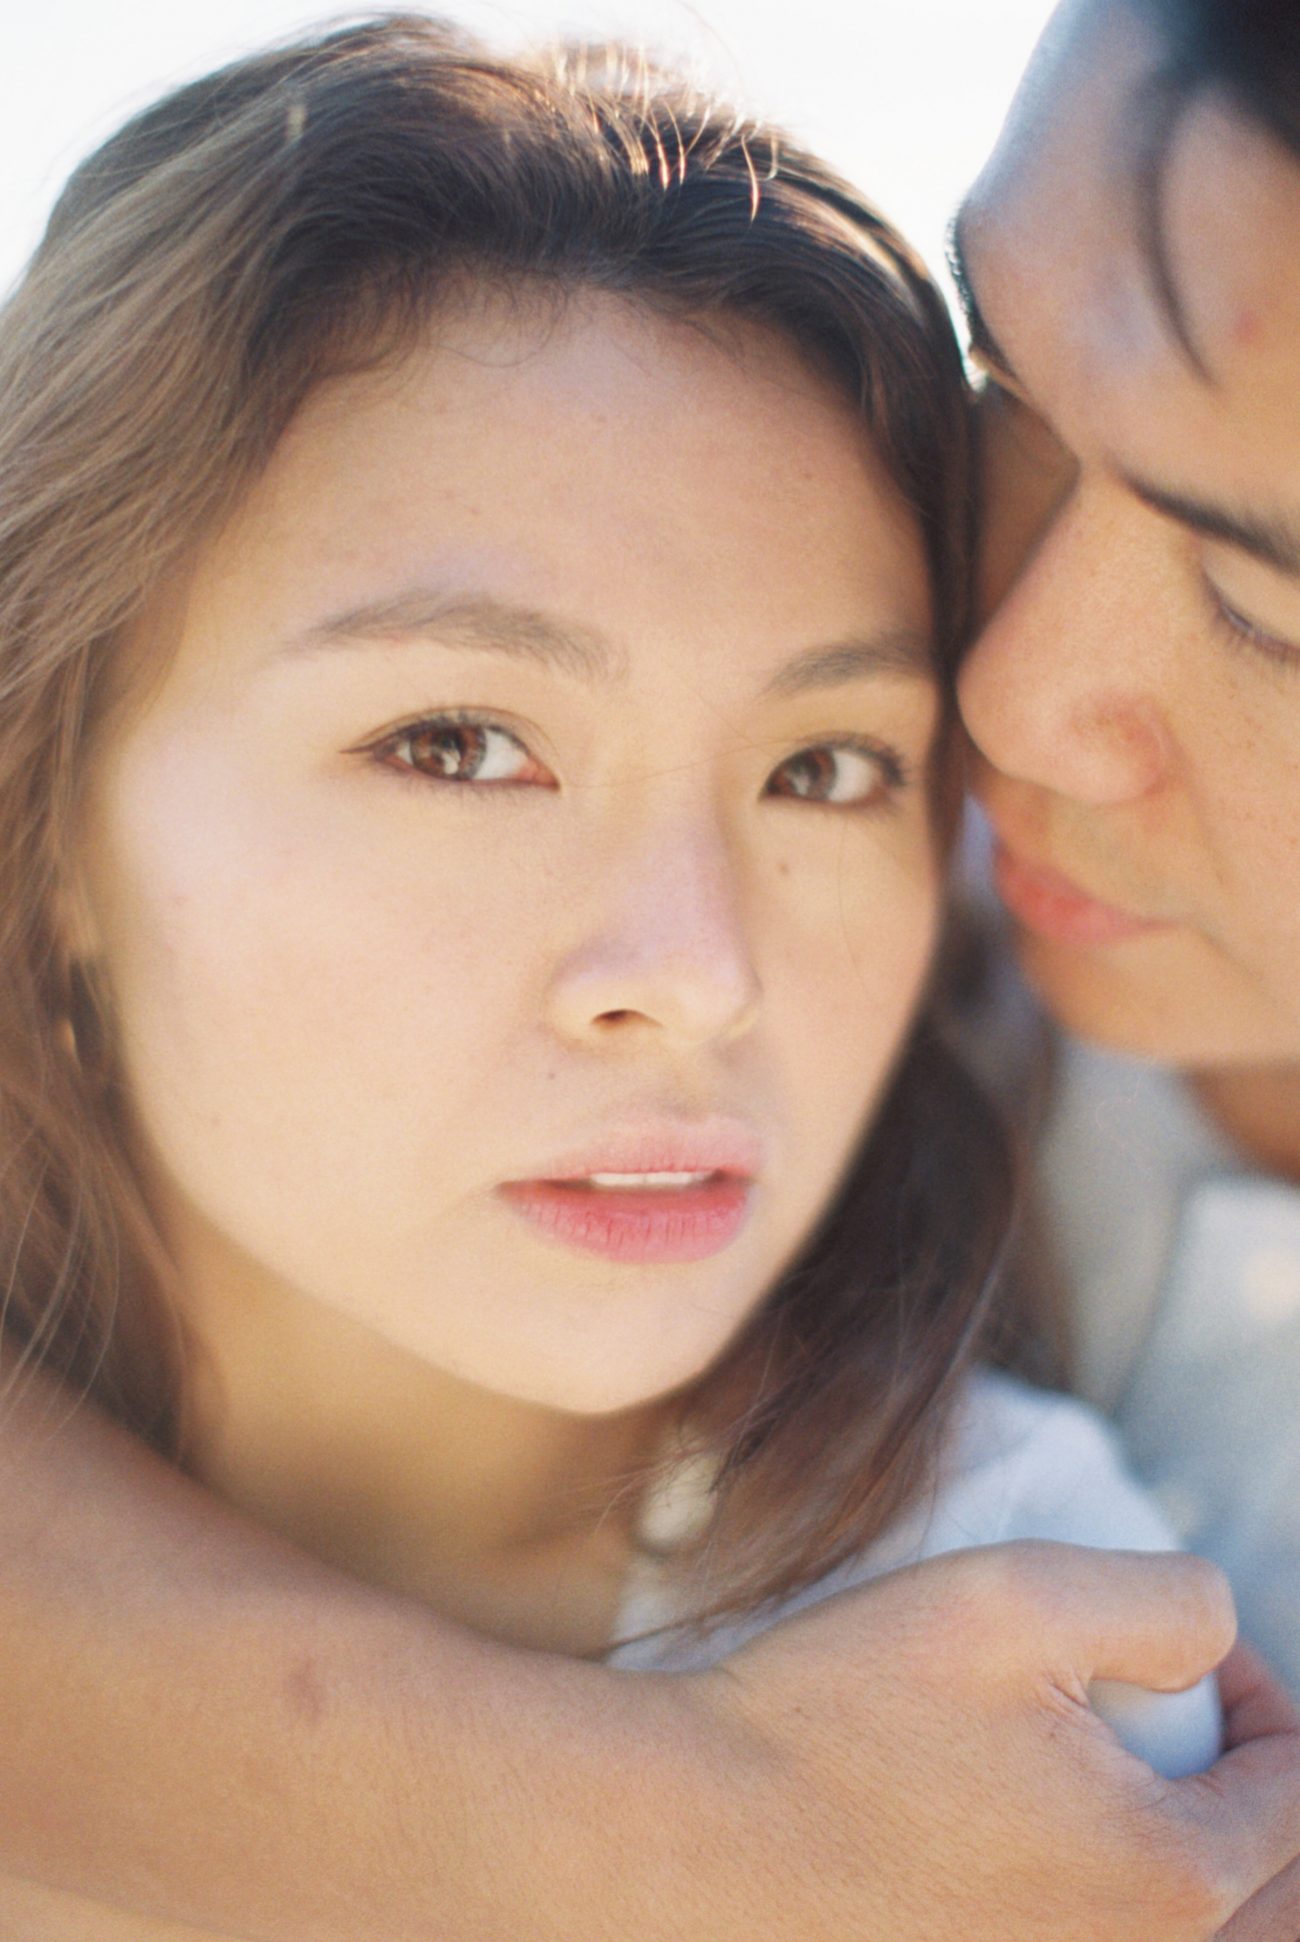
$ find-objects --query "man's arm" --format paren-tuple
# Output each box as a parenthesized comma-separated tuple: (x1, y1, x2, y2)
(2, 1379, 1299, 1942)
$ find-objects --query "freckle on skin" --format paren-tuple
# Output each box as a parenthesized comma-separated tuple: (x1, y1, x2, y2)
(283, 1652, 329, 1728)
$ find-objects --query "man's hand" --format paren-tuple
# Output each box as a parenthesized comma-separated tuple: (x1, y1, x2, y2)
(682, 1543, 1300, 1941)
(1208, 1644, 1300, 1941)
(3, 1382, 1300, 1939)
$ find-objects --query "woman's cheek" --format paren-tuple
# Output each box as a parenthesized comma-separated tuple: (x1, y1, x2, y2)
(791, 807, 941, 970)
(766, 825, 940, 1089)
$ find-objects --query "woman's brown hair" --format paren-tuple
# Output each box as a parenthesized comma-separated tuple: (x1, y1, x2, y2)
(0, 13, 1012, 1624)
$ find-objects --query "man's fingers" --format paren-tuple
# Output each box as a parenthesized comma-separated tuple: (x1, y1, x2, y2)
(1179, 1638, 1300, 1915)
(1218, 1643, 1300, 1749)
(1215, 1853, 1300, 1942)
(1173, 1717, 1300, 1916)
(942, 1543, 1238, 1693)
(1060, 1550, 1236, 1690)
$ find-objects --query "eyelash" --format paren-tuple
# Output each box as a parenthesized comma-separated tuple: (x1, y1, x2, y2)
(363, 710, 911, 809)
(766, 738, 910, 812)
(1202, 577, 1300, 675)
(363, 709, 551, 794)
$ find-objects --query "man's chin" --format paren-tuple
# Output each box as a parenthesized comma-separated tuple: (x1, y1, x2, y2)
(1014, 927, 1298, 1071)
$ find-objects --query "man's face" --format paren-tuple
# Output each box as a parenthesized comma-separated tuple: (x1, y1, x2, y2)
(956, 0, 1300, 1067)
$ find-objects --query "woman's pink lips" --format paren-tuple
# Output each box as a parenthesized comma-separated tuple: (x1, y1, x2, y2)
(993, 841, 1169, 950)
(497, 1175, 753, 1264)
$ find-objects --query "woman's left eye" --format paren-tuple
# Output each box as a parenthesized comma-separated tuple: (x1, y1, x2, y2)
(372, 715, 555, 787)
(765, 741, 905, 808)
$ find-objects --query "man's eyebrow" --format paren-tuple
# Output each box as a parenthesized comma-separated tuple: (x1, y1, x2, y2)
(1123, 476, 1300, 578)
(276, 590, 933, 691)
(946, 208, 1021, 384)
(277, 592, 623, 683)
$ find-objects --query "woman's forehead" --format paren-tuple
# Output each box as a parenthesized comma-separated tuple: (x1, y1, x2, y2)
(159, 295, 928, 671)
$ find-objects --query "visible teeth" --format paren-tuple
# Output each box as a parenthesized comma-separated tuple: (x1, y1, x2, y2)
(585, 1170, 714, 1190)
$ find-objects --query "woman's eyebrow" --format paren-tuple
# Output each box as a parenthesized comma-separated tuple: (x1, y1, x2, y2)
(274, 590, 931, 691)
(760, 633, 933, 694)
(276, 592, 620, 682)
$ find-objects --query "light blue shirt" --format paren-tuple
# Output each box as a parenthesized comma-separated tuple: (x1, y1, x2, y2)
(608, 1367, 1222, 1780)
(1040, 1037, 1300, 1696)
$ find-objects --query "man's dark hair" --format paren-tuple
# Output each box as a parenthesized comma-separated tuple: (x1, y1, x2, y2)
(1144, 0, 1300, 157)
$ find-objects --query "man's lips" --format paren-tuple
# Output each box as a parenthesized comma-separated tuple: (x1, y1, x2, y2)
(992, 841, 1171, 950)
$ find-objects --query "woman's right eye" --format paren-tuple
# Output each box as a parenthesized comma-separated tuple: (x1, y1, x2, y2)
(372, 714, 556, 788)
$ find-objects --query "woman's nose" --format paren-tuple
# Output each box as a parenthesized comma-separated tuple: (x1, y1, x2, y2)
(545, 816, 762, 1052)
(960, 483, 1174, 806)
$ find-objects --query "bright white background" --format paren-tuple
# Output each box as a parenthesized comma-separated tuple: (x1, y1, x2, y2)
(5, 1, 1055, 300)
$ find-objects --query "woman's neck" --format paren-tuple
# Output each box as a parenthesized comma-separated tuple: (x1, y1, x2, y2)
(172, 1217, 666, 1654)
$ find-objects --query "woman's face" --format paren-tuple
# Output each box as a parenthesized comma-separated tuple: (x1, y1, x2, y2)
(73, 290, 941, 1417)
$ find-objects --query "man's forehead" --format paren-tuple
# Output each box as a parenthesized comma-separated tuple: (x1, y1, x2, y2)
(966, 2, 1160, 234)
(1162, 100, 1300, 399)
(960, 3, 1300, 485)
(958, 5, 1174, 384)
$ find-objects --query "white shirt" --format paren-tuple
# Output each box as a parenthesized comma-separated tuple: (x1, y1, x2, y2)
(607, 1367, 1222, 1779)
(1040, 1036, 1300, 1696)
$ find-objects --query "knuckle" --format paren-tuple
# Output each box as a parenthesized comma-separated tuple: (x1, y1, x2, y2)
(964, 1540, 1059, 1626)
(1135, 1820, 1234, 1936)
(920, 1542, 1060, 1658)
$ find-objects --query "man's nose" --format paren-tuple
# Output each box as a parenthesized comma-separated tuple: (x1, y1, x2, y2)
(960, 482, 1173, 806)
(544, 810, 762, 1052)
